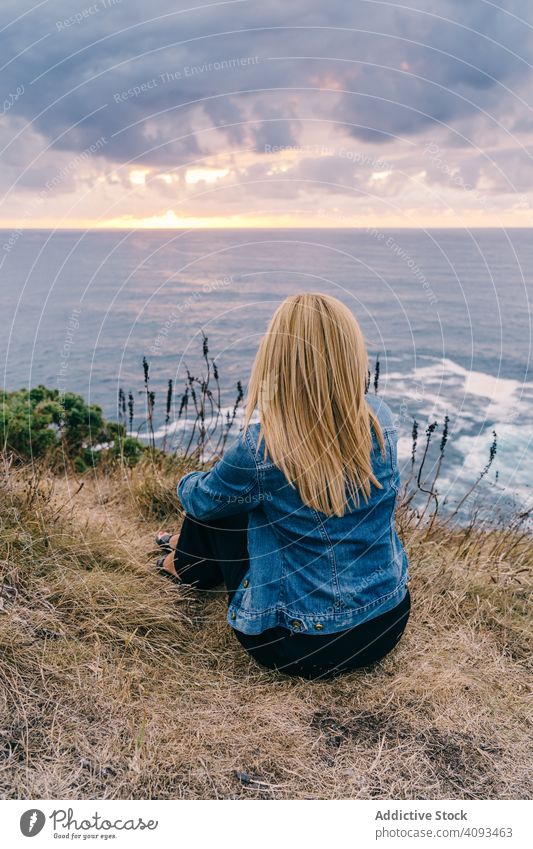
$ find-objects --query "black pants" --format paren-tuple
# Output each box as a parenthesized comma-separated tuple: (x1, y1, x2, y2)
(173, 513, 410, 680)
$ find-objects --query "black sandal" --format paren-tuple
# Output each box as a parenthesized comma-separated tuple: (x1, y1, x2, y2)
(154, 532, 178, 552)
(155, 555, 181, 585)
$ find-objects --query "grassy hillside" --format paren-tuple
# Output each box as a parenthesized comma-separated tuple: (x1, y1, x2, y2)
(0, 457, 531, 800)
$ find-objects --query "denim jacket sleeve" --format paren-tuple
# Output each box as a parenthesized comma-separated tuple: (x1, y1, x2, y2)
(177, 431, 261, 520)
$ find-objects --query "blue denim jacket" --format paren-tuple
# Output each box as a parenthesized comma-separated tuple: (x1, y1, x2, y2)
(177, 395, 409, 635)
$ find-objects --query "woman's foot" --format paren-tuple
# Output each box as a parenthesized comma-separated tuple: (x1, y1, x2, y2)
(155, 532, 179, 551)
(155, 551, 180, 582)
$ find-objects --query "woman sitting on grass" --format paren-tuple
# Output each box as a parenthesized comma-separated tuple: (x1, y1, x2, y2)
(155, 292, 410, 679)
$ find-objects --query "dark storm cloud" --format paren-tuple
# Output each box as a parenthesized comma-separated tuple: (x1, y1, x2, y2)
(331, 1, 533, 144)
(0, 0, 532, 176)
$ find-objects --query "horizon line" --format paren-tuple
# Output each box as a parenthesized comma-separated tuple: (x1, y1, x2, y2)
(1, 225, 532, 232)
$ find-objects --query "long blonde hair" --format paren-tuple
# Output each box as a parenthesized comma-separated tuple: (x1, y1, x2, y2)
(244, 292, 384, 517)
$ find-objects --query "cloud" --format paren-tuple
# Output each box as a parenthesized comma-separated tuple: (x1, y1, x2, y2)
(0, 0, 532, 221)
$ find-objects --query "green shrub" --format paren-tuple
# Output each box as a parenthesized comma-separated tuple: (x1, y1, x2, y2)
(112, 435, 145, 466)
(0, 385, 144, 467)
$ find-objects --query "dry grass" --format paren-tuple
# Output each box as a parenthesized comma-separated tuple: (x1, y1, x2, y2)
(0, 458, 531, 800)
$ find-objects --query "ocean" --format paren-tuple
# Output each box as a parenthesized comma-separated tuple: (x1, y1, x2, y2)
(1, 228, 532, 518)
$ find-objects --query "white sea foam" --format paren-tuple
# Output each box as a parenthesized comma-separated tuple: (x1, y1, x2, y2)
(397, 436, 414, 461)
(384, 357, 533, 421)
(453, 423, 532, 485)
(376, 358, 532, 515)
(147, 404, 250, 449)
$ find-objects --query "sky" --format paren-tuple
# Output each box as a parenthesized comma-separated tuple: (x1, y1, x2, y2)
(1, 0, 533, 228)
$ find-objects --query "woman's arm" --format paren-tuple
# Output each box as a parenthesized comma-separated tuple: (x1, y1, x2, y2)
(177, 432, 261, 520)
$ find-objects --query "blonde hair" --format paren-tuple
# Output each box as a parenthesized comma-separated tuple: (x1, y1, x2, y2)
(244, 292, 384, 517)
